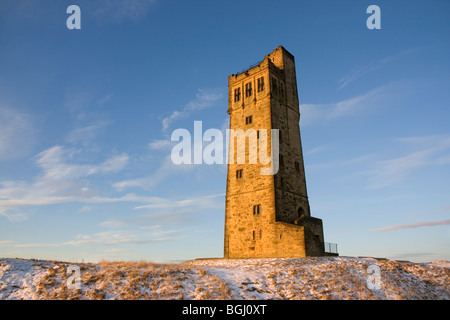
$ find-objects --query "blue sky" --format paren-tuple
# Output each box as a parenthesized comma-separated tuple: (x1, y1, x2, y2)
(0, 0, 449, 263)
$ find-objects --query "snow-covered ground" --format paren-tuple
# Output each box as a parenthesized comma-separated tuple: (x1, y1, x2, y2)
(0, 256, 448, 300)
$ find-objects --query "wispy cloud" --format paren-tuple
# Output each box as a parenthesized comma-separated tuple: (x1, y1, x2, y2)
(66, 120, 111, 145)
(407, 205, 450, 217)
(0, 142, 224, 225)
(300, 82, 401, 126)
(34, 145, 129, 180)
(112, 154, 194, 191)
(305, 146, 327, 155)
(133, 193, 224, 210)
(338, 48, 421, 90)
(366, 150, 431, 189)
(0, 105, 35, 161)
(63, 89, 113, 145)
(63, 230, 172, 246)
(366, 135, 450, 189)
(99, 193, 224, 229)
(371, 219, 450, 232)
(89, 0, 157, 23)
(306, 134, 450, 190)
(161, 89, 223, 132)
(0, 145, 129, 221)
(64, 89, 91, 113)
(148, 139, 174, 150)
(97, 94, 113, 106)
(2, 228, 183, 248)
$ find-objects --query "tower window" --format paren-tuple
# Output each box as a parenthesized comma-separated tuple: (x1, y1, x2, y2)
(252, 229, 262, 240)
(257, 77, 265, 92)
(295, 161, 300, 172)
(272, 78, 278, 93)
(253, 204, 261, 215)
(245, 115, 253, 125)
(245, 82, 252, 97)
(234, 88, 241, 102)
(257, 130, 260, 139)
(236, 169, 243, 178)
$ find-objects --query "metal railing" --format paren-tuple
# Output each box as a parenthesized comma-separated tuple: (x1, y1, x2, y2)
(324, 242, 338, 254)
(234, 60, 263, 76)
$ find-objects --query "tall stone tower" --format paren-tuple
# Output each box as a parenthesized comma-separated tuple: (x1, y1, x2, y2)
(224, 46, 326, 258)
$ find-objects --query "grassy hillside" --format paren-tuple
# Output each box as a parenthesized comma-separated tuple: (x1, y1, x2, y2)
(0, 256, 448, 300)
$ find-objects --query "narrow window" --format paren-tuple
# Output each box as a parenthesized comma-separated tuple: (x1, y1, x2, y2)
(295, 161, 300, 172)
(245, 115, 253, 125)
(245, 82, 252, 97)
(234, 88, 241, 102)
(272, 78, 278, 93)
(279, 130, 282, 144)
(252, 230, 255, 240)
(236, 169, 243, 179)
(257, 130, 260, 139)
(257, 77, 265, 92)
(253, 204, 261, 215)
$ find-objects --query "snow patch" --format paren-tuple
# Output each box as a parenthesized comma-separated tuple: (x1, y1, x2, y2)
(0, 257, 449, 300)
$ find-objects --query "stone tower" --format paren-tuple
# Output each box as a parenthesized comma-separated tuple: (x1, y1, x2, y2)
(224, 46, 326, 258)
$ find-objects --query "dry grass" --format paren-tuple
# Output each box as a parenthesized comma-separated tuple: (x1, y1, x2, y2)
(1, 257, 448, 300)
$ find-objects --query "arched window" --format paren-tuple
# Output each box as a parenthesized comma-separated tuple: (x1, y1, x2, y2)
(298, 207, 305, 219)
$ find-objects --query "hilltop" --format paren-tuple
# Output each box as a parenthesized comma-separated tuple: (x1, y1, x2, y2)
(0, 256, 448, 300)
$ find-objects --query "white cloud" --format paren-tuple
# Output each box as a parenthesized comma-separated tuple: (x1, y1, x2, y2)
(34, 146, 129, 180)
(148, 139, 173, 150)
(0, 208, 28, 222)
(100, 153, 129, 173)
(0, 145, 130, 220)
(162, 111, 184, 131)
(0, 143, 222, 223)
